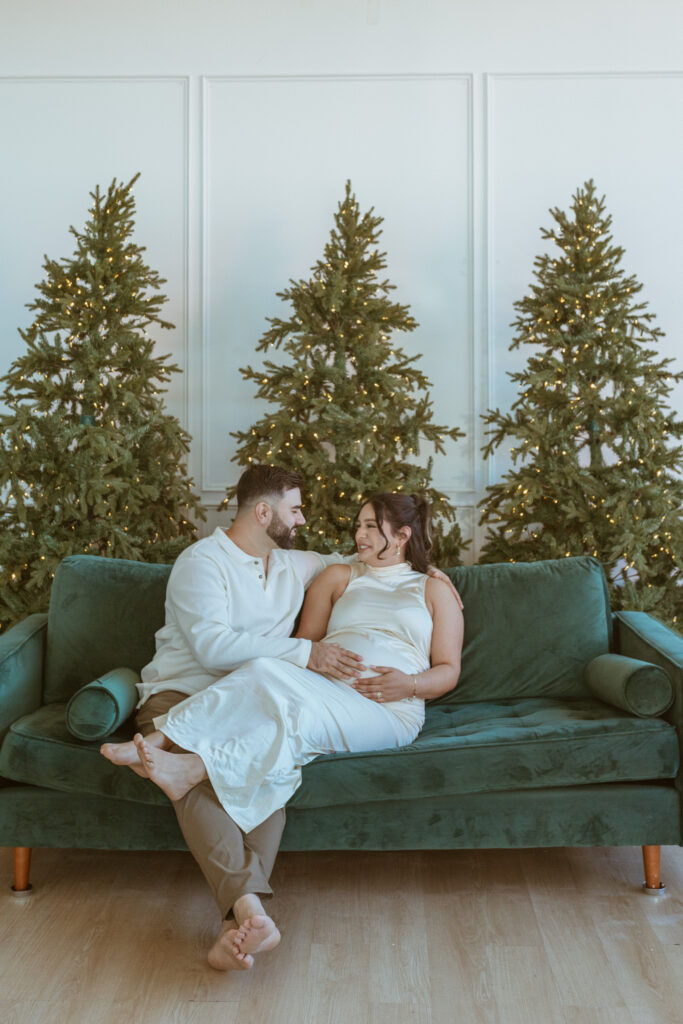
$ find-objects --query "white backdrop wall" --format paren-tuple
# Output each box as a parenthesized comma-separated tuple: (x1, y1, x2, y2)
(1, 1, 681, 561)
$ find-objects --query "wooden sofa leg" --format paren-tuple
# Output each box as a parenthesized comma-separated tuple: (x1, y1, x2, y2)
(642, 845, 665, 894)
(12, 847, 33, 896)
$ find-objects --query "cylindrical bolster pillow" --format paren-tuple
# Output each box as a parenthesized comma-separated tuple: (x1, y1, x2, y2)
(65, 667, 140, 740)
(584, 653, 673, 718)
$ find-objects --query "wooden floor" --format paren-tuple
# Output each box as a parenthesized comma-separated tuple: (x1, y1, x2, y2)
(1, 844, 683, 1024)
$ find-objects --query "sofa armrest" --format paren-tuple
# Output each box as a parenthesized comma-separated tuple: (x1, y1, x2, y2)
(614, 610, 683, 749)
(0, 614, 48, 743)
(615, 612, 683, 678)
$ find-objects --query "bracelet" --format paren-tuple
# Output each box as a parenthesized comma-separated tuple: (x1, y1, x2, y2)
(412, 673, 421, 697)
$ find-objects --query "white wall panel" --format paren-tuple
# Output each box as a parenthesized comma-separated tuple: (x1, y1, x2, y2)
(1, 3, 682, 560)
(0, 77, 189, 422)
(202, 75, 472, 497)
(487, 73, 683, 484)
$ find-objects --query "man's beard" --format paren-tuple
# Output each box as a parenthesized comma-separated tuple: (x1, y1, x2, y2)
(266, 511, 296, 549)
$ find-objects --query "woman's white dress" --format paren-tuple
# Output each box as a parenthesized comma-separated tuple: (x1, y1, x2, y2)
(154, 560, 432, 832)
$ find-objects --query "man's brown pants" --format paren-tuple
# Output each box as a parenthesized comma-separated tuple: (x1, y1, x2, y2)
(136, 691, 285, 919)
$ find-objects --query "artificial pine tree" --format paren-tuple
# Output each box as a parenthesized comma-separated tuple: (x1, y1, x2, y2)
(0, 173, 204, 631)
(479, 179, 683, 627)
(224, 181, 466, 562)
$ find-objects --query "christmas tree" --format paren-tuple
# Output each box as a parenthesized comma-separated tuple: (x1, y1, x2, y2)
(223, 181, 466, 562)
(0, 173, 204, 631)
(479, 179, 683, 627)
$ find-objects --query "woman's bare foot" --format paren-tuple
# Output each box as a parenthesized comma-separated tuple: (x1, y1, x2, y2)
(233, 894, 281, 958)
(100, 731, 168, 767)
(133, 734, 207, 802)
(207, 921, 254, 971)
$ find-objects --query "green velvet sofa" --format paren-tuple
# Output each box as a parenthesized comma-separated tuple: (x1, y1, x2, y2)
(2, 552, 682, 896)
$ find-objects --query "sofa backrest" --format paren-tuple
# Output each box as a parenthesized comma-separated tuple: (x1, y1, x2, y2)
(44, 555, 172, 703)
(440, 556, 611, 705)
(43, 552, 611, 707)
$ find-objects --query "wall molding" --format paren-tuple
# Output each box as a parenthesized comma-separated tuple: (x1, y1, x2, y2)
(5, 69, 679, 564)
(484, 68, 683, 489)
(0, 74, 191, 427)
(200, 72, 475, 495)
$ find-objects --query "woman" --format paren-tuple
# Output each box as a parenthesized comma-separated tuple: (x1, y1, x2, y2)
(106, 493, 463, 964)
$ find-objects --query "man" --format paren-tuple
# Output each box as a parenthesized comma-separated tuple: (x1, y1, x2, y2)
(102, 465, 369, 969)
(102, 465, 461, 970)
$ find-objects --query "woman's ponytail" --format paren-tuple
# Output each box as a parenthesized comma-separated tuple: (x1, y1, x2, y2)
(410, 494, 433, 565)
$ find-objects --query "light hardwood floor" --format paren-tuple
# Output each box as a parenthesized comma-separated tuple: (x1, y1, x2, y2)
(1, 844, 683, 1024)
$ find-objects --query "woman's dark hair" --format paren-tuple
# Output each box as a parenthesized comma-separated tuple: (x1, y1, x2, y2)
(359, 493, 433, 574)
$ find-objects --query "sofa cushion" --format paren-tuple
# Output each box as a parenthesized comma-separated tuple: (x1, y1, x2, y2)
(290, 698, 678, 810)
(1, 697, 677, 811)
(44, 555, 171, 703)
(65, 667, 140, 740)
(442, 556, 611, 704)
(584, 653, 674, 717)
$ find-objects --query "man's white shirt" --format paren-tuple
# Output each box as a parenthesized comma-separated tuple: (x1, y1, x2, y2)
(137, 527, 346, 706)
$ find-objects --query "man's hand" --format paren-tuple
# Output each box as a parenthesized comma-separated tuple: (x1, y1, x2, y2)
(307, 641, 366, 680)
(426, 566, 464, 609)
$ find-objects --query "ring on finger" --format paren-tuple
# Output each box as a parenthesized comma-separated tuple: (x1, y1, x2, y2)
(377, 690, 383, 700)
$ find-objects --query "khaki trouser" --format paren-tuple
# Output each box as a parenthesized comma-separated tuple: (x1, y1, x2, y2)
(136, 691, 285, 919)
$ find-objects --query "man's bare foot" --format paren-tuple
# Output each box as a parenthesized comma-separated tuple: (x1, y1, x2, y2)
(232, 894, 281, 958)
(207, 921, 254, 971)
(234, 914, 281, 956)
(133, 734, 207, 802)
(100, 738, 142, 766)
(100, 731, 168, 767)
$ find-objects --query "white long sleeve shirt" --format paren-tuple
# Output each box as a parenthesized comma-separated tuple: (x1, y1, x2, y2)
(138, 527, 345, 706)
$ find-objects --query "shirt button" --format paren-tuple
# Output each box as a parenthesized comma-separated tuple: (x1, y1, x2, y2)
(258, 574, 263, 579)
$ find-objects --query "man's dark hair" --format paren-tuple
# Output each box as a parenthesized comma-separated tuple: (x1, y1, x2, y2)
(235, 464, 304, 509)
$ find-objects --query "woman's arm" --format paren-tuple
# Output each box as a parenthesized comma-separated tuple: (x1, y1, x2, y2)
(421, 576, 464, 698)
(295, 563, 351, 641)
(353, 576, 463, 703)
(295, 564, 363, 680)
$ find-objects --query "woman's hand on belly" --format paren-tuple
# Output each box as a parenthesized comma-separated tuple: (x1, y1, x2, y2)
(352, 665, 415, 704)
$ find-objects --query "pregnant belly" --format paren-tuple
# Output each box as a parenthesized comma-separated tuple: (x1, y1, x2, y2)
(321, 627, 427, 678)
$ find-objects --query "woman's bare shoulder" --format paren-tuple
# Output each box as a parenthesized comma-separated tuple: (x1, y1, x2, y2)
(313, 562, 353, 588)
(425, 575, 463, 615)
